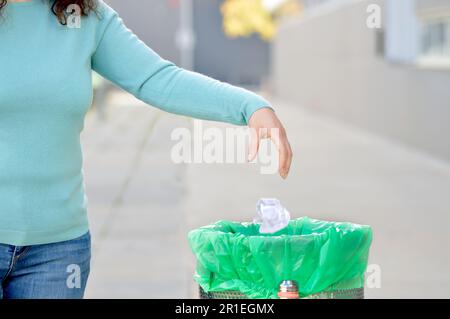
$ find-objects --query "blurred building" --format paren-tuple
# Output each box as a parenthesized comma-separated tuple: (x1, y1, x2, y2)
(274, 0, 450, 160)
(194, 0, 271, 86)
(105, 0, 270, 87)
(105, 0, 181, 63)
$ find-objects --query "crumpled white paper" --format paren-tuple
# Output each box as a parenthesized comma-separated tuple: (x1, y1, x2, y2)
(253, 198, 290, 234)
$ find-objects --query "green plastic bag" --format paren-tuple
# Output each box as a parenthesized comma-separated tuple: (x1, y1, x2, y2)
(188, 217, 372, 299)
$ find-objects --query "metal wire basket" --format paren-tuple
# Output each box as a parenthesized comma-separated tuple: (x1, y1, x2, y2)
(199, 286, 364, 299)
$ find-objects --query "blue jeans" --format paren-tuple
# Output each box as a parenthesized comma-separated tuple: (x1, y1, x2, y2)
(0, 232, 91, 299)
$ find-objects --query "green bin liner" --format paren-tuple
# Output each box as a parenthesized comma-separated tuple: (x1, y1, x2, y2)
(188, 217, 372, 299)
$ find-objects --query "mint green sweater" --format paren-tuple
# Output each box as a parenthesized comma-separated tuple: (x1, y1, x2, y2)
(0, 0, 270, 245)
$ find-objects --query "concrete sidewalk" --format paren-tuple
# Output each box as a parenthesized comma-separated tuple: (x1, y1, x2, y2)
(83, 90, 450, 299)
(82, 91, 192, 298)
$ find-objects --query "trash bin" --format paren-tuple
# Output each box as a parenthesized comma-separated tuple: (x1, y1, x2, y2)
(189, 217, 372, 299)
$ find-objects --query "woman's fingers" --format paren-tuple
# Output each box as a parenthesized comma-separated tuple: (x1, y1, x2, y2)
(247, 108, 292, 178)
(279, 139, 293, 179)
(248, 127, 260, 162)
(250, 127, 293, 179)
(271, 129, 292, 179)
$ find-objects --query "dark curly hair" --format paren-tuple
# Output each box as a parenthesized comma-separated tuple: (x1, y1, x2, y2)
(0, 0, 97, 24)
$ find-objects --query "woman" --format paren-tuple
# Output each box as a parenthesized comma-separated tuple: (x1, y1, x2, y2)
(0, 0, 292, 299)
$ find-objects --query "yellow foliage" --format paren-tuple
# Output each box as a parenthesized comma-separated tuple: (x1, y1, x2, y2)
(221, 0, 276, 41)
(221, 0, 301, 41)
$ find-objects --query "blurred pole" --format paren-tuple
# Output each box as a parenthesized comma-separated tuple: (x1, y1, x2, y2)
(176, 0, 196, 70)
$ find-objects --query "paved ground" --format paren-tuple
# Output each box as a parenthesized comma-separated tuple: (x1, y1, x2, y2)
(83, 89, 450, 299)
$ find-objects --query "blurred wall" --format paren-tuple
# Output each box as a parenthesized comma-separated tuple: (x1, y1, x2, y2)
(273, 0, 450, 161)
(105, 0, 181, 64)
(417, 0, 450, 10)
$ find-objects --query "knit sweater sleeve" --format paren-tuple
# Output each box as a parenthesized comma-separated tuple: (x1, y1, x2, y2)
(91, 2, 271, 126)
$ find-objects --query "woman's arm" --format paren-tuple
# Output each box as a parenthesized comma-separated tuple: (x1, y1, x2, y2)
(91, 3, 292, 178)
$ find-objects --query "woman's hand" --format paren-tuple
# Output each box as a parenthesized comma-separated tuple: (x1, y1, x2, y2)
(248, 108, 293, 179)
